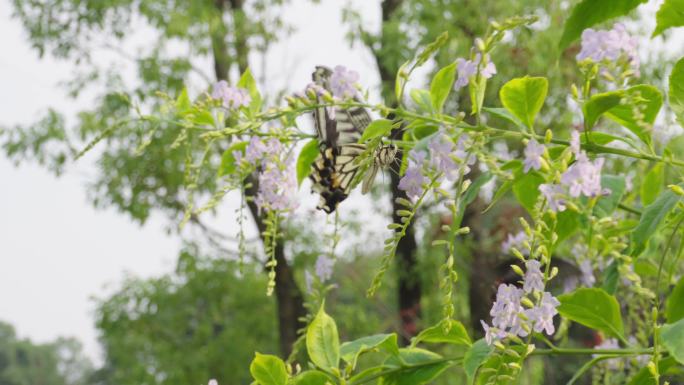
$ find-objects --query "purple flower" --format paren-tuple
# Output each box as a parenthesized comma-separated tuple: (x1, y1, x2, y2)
(539, 183, 567, 212)
(428, 134, 459, 180)
(525, 291, 560, 335)
(455, 54, 496, 89)
(245, 136, 267, 163)
(329, 66, 360, 98)
(523, 260, 544, 293)
(480, 320, 506, 345)
(490, 284, 527, 338)
(315, 255, 334, 282)
(579, 260, 595, 287)
(502, 231, 528, 255)
(232, 150, 243, 165)
(212, 80, 251, 109)
(561, 153, 605, 198)
(576, 24, 639, 73)
(398, 151, 429, 199)
(570, 130, 581, 156)
(523, 139, 545, 172)
(208, 380, 218, 385)
(454, 134, 476, 174)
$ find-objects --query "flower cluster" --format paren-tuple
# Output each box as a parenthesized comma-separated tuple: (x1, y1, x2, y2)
(212, 80, 251, 109)
(455, 53, 497, 89)
(242, 137, 298, 213)
(538, 135, 607, 212)
(398, 132, 474, 199)
(480, 260, 560, 345)
(329, 65, 360, 98)
(576, 23, 639, 73)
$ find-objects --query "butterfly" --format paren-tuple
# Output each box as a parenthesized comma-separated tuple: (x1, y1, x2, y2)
(308, 66, 397, 213)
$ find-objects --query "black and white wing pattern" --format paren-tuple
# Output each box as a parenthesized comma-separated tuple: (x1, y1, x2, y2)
(309, 66, 372, 213)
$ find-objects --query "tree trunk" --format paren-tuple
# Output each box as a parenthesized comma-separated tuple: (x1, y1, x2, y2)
(211, 0, 306, 357)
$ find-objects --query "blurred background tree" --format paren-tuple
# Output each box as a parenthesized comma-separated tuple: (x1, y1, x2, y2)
(1, 0, 677, 384)
(0, 322, 92, 385)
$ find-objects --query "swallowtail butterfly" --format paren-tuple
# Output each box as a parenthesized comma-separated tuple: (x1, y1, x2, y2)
(308, 66, 397, 213)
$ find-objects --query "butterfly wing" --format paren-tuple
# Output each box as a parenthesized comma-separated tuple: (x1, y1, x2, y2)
(309, 66, 374, 212)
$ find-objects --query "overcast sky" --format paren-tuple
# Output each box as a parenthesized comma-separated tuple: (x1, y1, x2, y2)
(0, 0, 681, 366)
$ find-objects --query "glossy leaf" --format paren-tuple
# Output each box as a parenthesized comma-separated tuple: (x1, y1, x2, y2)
(306, 304, 340, 370)
(653, 0, 684, 37)
(463, 339, 492, 385)
(293, 371, 331, 385)
(379, 348, 451, 385)
(631, 184, 683, 256)
(296, 139, 319, 185)
(557, 288, 625, 339)
(340, 333, 398, 370)
(627, 357, 678, 385)
(583, 91, 622, 129)
(499, 76, 548, 128)
(661, 318, 684, 364)
(670, 58, 684, 128)
(250, 353, 288, 385)
(604, 85, 662, 146)
(559, 0, 647, 50)
(640, 163, 664, 206)
(667, 277, 684, 323)
(410, 320, 471, 347)
(430, 62, 457, 112)
(238, 68, 262, 115)
(483, 106, 525, 129)
(512, 171, 544, 214)
(360, 119, 394, 142)
(594, 175, 626, 217)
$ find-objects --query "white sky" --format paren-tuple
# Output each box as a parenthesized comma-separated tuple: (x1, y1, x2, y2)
(0, 0, 681, 366)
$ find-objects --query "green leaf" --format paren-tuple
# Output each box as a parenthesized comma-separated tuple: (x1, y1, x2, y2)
(631, 184, 683, 256)
(410, 89, 434, 114)
(460, 173, 494, 212)
(670, 58, 684, 128)
(627, 356, 678, 385)
(512, 172, 544, 214)
(604, 85, 662, 145)
(554, 210, 581, 244)
(499, 76, 548, 128)
(463, 339, 492, 385)
(296, 139, 319, 185)
(667, 277, 684, 323)
(602, 260, 619, 294)
(482, 107, 525, 129)
(250, 353, 288, 385)
(379, 348, 451, 385)
(595, 175, 626, 217)
(557, 288, 625, 339)
(661, 318, 684, 364)
(340, 334, 398, 370)
(306, 304, 340, 370)
(176, 88, 191, 114)
(238, 68, 262, 115)
(580, 131, 637, 148)
(640, 163, 665, 206)
(218, 141, 248, 177)
(430, 62, 457, 113)
(293, 371, 331, 385)
(360, 119, 394, 142)
(583, 91, 622, 129)
(410, 320, 472, 347)
(653, 0, 684, 37)
(559, 0, 647, 50)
